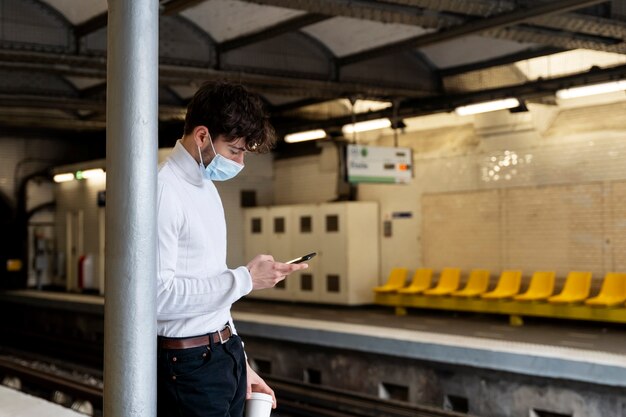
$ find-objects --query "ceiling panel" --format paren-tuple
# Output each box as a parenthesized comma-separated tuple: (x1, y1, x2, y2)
(262, 93, 309, 106)
(221, 33, 331, 77)
(180, 0, 304, 42)
(420, 35, 536, 69)
(303, 17, 431, 58)
(40, 0, 107, 25)
(2, 0, 625, 133)
(514, 49, 626, 81)
(169, 85, 202, 101)
(64, 76, 105, 90)
(2, 0, 71, 50)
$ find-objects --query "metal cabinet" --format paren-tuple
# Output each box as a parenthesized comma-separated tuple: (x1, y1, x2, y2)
(244, 202, 379, 305)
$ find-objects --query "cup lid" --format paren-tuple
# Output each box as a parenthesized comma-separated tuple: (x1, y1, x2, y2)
(249, 392, 273, 402)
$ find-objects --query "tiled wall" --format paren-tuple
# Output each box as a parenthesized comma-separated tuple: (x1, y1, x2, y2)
(215, 152, 274, 267)
(422, 181, 626, 280)
(6, 99, 626, 290)
(273, 143, 340, 205)
(52, 149, 274, 289)
(356, 101, 626, 284)
(54, 173, 106, 291)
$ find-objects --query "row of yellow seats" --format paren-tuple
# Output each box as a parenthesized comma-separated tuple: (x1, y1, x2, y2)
(373, 267, 626, 307)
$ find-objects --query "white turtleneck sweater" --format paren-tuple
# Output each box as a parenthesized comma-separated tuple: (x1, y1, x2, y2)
(156, 140, 252, 337)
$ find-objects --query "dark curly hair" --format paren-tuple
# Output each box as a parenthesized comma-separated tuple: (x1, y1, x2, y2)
(183, 81, 276, 153)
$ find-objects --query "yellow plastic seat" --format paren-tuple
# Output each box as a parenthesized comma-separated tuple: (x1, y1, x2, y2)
(398, 268, 433, 294)
(585, 272, 626, 307)
(373, 268, 408, 293)
(514, 271, 555, 301)
(548, 271, 592, 304)
(423, 268, 461, 296)
(451, 269, 490, 297)
(481, 270, 522, 299)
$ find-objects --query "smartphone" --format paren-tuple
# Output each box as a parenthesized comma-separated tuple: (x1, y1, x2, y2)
(286, 252, 317, 264)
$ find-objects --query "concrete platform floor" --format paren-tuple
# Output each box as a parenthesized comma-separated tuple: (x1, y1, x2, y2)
(0, 386, 83, 417)
(233, 298, 626, 355)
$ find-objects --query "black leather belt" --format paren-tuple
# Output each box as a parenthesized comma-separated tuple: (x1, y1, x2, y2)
(159, 325, 232, 349)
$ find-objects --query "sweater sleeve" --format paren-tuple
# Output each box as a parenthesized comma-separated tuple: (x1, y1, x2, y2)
(156, 181, 253, 320)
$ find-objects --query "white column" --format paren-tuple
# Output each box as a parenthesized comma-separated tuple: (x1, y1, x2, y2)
(104, 0, 158, 416)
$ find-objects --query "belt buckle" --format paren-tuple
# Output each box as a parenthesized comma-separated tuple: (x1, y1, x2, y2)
(218, 324, 231, 344)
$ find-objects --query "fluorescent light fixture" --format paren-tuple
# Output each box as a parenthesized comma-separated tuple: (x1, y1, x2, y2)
(53, 172, 74, 183)
(556, 80, 626, 99)
(342, 118, 391, 135)
(80, 168, 105, 180)
(455, 98, 520, 116)
(284, 129, 327, 143)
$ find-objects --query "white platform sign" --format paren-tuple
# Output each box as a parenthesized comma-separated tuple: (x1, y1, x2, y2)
(346, 145, 412, 184)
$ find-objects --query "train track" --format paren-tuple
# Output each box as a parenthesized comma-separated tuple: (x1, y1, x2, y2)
(0, 353, 470, 417)
(0, 354, 103, 411)
(268, 375, 470, 417)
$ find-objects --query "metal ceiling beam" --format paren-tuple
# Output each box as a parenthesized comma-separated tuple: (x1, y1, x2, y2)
(614, 0, 626, 18)
(158, 64, 429, 99)
(439, 46, 566, 77)
(488, 24, 626, 54)
(73, 0, 206, 39)
(384, 0, 626, 40)
(337, 0, 609, 66)
(285, 62, 626, 132)
(531, 11, 626, 40)
(71, 0, 623, 66)
(269, 97, 334, 114)
(74, 13, 108, 38)
(240, 0, 457, 28)
(0, 94, 184, 119)
(0, 50, 107, 77)
(0, 93, 186, 125)
(4, 62, 626, 131)
(218, 13, 330, 52)
(379, 0, 514, 16)
(0, 113, 106, 130)
(79, 82, 108, 99)
(0, 49, 432, 100)
(161, 0, 206, 15)
(0, 95, 103, 112)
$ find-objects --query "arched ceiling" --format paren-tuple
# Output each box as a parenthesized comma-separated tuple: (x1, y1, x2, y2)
(0, 0, 625, 138)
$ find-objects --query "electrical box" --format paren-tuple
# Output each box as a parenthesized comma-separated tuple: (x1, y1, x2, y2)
(244, 202, 380, 305)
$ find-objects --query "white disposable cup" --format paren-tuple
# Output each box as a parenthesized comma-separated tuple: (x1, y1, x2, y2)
(245, 392, 273, 417)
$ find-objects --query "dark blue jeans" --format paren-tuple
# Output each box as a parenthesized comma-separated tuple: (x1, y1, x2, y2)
(157, 334, 247, 417)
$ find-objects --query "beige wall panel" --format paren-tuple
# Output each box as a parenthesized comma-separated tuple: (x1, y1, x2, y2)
(274, 147, 338, 205)
(55, 174, 106, 291)
(422, 190, 501, 272)
(545, 101, 626, 138)
(216, 152, 274, 268)
(610, 181, 626, 272)
(359, 182, 421, 283)
(505, 184, 604, 277)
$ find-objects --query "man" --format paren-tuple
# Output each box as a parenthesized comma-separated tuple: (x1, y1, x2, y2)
(156, 81, 307, 417)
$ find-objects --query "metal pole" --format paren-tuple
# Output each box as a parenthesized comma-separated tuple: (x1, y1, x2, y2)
(104, 0, 158, 416)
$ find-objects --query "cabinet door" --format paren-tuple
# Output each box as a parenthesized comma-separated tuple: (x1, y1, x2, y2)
(317, 204, 348, 303)
(244, 208, 269, 260)
(267, 206, 293, 297)
(243, 208, 272, 299)
(345, 202, 380, 304)
(291, 205, 322, 301)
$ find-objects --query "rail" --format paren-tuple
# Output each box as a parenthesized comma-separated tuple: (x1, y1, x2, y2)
(0, 355, 103, 411)
(0, 354, 470, 417)
(267, 375, 472, 417)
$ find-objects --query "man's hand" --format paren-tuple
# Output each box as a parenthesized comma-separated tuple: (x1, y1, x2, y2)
(246, 362, 276, 408)
(246, 254, 308, 290)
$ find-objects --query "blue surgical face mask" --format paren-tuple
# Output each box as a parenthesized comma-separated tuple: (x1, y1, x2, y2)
(198, 139, 244, 181)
